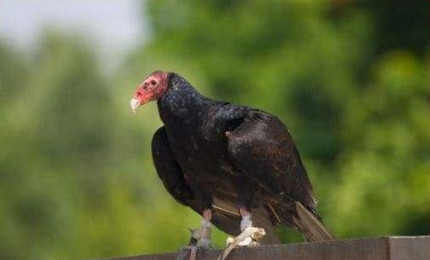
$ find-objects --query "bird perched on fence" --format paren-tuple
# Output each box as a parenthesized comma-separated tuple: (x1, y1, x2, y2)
(130, 71, 334, 251)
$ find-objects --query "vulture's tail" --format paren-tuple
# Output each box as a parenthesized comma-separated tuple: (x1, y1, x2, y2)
(292, 201, 335, 242)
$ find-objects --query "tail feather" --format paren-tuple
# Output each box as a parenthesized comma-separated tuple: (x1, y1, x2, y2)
(292, 201, 335, 242)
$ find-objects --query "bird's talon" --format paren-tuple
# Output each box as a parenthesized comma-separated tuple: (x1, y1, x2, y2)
(217, 227, 265, 260)
(188, 227, 202, 240)
(237, 236, 254, 247)
(225, 236, 234, 246)
(196, 238, 213, 249)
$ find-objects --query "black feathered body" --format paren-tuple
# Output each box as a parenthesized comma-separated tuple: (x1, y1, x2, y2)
(151, 74, 333, 243)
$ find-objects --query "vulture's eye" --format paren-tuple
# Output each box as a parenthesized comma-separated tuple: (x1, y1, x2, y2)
(150, 80, 157, 86)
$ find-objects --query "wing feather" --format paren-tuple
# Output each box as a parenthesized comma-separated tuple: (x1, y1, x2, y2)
(226, 111, 317, 210)
(152, 127, 194, 205)
(152, 127, 241, 235)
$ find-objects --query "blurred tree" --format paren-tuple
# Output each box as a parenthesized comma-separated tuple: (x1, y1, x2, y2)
(0, 32, 205, 259)
(1, 32, 116, 259)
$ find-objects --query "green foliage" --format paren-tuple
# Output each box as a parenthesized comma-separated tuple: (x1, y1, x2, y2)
(0, 1, 428, 259)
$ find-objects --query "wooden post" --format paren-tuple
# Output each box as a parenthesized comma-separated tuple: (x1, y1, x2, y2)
(100, 236, 429, 260)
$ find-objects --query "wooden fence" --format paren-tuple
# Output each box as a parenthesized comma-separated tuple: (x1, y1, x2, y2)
(101, 236, 429, 260)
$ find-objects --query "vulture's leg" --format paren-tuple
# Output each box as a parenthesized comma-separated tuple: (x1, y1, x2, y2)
(237, 207, 258, 246)
(225, 178, 266, 247)
(196, 208, 213, 249)
(223, 207, 266, 247)
(239, 208, 252, 230)
(176, 209, 213, 260)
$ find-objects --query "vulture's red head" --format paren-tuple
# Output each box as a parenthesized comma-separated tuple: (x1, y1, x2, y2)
(130, 71, 169, 113)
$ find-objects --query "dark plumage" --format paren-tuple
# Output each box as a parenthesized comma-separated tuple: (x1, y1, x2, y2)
(131, 71, 334, 244)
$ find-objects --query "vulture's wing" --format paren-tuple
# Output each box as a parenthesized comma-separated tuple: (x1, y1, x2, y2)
(152, 127, 194, 205)
(225, 110, 316, 209)
(151, 127, 241, 235)
(224, 110, 334, 241)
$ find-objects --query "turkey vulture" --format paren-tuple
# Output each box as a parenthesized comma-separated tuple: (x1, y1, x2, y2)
(130, 71, 334, 248)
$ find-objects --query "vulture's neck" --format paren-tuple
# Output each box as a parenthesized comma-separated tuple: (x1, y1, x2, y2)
(157, 74, 210, 126)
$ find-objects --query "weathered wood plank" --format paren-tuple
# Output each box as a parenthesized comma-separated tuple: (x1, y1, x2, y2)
(100, 236, 430, 260)
(389, 236, 430, 260)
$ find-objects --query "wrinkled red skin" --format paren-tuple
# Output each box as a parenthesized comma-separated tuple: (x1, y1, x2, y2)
(133, 71, 169, 105)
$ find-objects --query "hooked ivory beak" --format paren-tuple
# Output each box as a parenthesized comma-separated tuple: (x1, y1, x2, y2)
(130, 98, 141, 113)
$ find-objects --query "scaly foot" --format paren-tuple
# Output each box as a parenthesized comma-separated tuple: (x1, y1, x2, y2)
(176, 225, 213, 260)
(218, 227, 266, 260)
